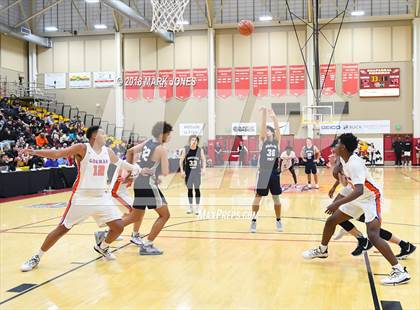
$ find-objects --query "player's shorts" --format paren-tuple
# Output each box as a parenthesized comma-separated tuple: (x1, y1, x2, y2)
(256, 170, 282, 196)
(404, 151, 411, 157)
(339, 194, 382, 223)
(185, 172, 201, 189)
(133, 176, 167, 210)
(60, 192, 121, 229)
(304, 161, 317, 174)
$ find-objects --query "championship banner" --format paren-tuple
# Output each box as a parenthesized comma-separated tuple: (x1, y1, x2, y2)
(93, 72, 115, 88)
(271, 66, 287, 97)
(234, 67, 250, 98)
(179, 123, 204, 136)
(252, 66, 269, 97)
(44, 73, 66, 89)
(232, 123, 257, 136)
(359, 68, 400, 97)
(289, 65, 305, 96)
(192, 68, 208, 99)
(216, 68, 233, 99)
(124, 70, 140, 100)
(141, 70, 156, 101)
(175, 69, 192, 101)
(69, 72, 91, 89)
(158, 69, 174, 101)
(341, 64, 359, 95)
(319, 120, 391, 134)
(320, 64, 336, 96)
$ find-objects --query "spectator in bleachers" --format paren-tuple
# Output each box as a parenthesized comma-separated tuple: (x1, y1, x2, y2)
(35, 133, 48, 147)
(44, 157, 59, 168)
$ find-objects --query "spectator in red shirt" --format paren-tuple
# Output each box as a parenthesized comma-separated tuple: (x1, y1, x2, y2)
(35, 133, 48, 147)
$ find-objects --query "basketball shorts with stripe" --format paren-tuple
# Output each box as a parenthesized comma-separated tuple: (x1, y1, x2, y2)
(133, 186, 167, 210)
(61, 193, 122, 229)
(339, 196, 382, 223)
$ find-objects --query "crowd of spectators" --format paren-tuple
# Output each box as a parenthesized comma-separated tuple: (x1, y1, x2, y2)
(0, 97, 124, 172)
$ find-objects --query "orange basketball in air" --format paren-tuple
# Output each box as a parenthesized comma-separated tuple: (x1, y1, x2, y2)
(238, 20, 254, 36)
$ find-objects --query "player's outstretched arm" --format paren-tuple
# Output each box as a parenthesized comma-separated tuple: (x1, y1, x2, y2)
(107, 148, 140, 173)
(259, 106, 267, 141)
(268, 109, 281, 143)
(20, 144, 85, 159)
(126, 140, 148, 164)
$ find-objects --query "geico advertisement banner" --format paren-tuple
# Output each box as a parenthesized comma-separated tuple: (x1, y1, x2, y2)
(319, 120, 390, 134)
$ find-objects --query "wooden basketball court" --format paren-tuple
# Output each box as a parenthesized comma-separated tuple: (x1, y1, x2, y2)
(1, 167, 418, 309)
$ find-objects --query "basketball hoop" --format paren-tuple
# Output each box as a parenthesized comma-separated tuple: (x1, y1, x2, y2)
(150, 0, 190, 33)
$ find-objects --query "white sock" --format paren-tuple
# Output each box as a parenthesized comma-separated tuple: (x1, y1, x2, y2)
(37, 249, 45, 258)
(144, 239, 153, 246)
(320, 245, 328, 252)
(392, 263, 404, 271)
(132, 232, 139, 237)
(100, 241, 110, 249)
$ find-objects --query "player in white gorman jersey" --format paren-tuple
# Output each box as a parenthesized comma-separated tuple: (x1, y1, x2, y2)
(302, 133, 410, 286)
(107, 159, 144, 246)
(19, 126, 147, 272)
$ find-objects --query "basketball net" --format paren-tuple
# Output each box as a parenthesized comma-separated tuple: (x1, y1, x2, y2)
(150, 0, 190, 33)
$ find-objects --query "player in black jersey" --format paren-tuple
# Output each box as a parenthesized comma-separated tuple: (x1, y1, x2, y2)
(250, 107, 283, 233)
(120, 121, 173, 255)
(179, 135, 206, 215)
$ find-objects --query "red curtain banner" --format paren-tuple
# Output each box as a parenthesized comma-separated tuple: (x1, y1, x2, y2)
(192, 68, 208, 99)
(234, 67, 250, 98)
(216, 68, 233, 99)
(341, 64, 359, 95)
(252, 66, 269, 97)
(141, 70, 156, 101)
(289, 65, 305, 96)
(175, 69, 192, 101)
(158, 69, 174, 101)
(124, 70, 140, 100)
(320, 64, 336, 96)
(271, 66, 287, 97)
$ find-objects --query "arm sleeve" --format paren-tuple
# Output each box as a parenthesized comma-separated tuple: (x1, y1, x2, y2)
(115, 159, 140, 173)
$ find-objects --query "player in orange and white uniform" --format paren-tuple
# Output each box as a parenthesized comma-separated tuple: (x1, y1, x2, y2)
(19, 126, 149, 272)
(302, 133, 411, 286)
(108, 152, 143, 246)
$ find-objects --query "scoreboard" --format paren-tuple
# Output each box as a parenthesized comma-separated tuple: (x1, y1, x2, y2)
(359, 68, 400, 97)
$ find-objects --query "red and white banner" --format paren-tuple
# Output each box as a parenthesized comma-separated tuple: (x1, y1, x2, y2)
(141, 70, 156, 101)
(158, 69, 174, 101)
(216, 68, 233, 99)
(289, 65, 305, 96)
(342, 64, 359, 96)
(124, 70, 140, 100)
(271, 66, 287, 97)
(192, 68, 208, 99)
(359, 68, 400, 97)
(320, 64, 336, 96)
(252, 66, 269, 97)
(175, 69, 191, 101)
(234, 67, 250, 98)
